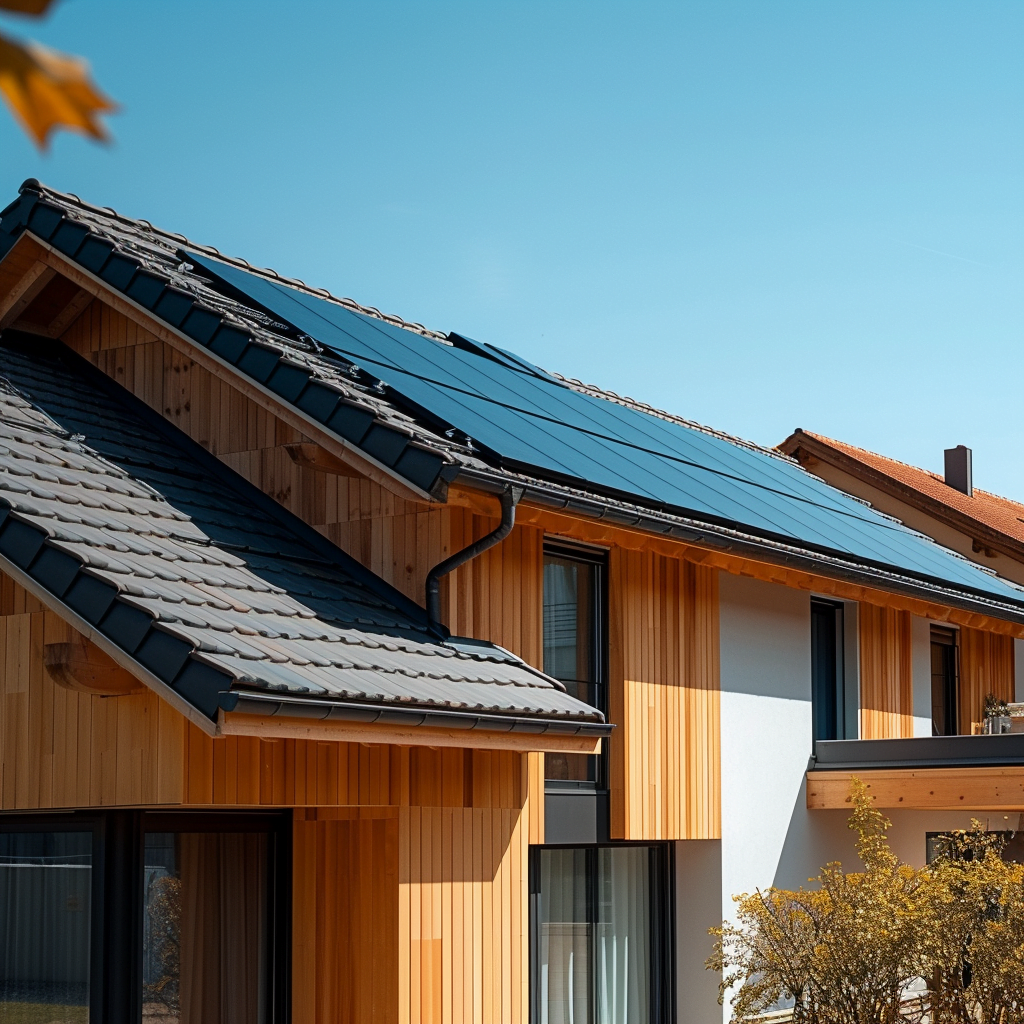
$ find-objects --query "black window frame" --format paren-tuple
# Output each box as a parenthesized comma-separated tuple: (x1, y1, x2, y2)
(811, 598, 846, 742)
(0, 809, 291, 1024)
(542, 540, 609, 791)
(931, 625, 960, 737)
(528, 840, 675, 1024)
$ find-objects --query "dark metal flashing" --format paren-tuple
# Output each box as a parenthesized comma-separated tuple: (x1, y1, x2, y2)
(0, 186, 452, 499)
(222, 691, 613, 737)
(812, 734, 1024, 771)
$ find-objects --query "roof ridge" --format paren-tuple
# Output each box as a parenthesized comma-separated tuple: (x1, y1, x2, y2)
(24, 179, 449, 344)
(551, 371, 798, 463)
(803, 430, 1024, 511)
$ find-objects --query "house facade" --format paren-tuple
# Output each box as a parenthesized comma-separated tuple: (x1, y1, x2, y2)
(1, 180, 1023, 1024)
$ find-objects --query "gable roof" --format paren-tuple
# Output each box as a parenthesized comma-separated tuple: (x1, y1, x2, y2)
(779, 430, 1024, 563)
(3, 181, 1024, 625)
(0, 333, 607, 737)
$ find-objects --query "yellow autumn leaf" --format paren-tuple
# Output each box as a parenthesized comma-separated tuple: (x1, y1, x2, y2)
(0, 0, 57, 14)
(0, 31, 116, 149)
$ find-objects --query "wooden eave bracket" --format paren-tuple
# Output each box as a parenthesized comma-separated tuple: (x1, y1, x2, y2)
(0, 232, 438, 506)
(44, 635, 144, 695)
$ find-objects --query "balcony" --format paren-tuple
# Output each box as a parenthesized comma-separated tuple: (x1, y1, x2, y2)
(807, 734, 1024, 811)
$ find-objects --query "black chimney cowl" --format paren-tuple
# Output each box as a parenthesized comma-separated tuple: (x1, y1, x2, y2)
(944, 445, 973, 497)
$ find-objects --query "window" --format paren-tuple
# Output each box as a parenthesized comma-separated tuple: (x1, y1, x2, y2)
(811, 599, 846, 742)
(0, 830, 93, 1024)
(543, 544, 606, 785)
(142, 829, 271, 1023)
(931, 626, 959, 736)
(532, 845, 672, 1024)
(0, 812, 287, 1024)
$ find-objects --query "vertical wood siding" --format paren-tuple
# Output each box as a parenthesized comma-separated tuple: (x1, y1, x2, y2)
(609, 551, 720, 840)
(291, 758, 533, 1024)
(0, 574, 184, 807)
(859, 604, 914, 739)
(960, 626, 1015, 734)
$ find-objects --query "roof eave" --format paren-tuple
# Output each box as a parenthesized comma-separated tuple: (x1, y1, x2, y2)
(449, 466, 1024, 630)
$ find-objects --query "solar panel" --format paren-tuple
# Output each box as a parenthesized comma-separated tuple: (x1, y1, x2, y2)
(189, 253, 1024, 605)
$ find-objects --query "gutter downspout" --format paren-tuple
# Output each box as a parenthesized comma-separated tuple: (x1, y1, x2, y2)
(426, 484, 523, 632)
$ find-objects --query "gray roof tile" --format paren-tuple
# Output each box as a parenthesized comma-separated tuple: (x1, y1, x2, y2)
(0, 337, 606, 731)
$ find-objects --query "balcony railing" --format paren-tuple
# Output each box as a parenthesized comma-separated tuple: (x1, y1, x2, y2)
(812, 732, 1024, 771)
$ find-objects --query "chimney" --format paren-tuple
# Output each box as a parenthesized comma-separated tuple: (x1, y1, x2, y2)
(944, 445, 973, 496)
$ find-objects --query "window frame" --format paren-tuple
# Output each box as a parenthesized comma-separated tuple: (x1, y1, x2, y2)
(811, 598, 846, 742)
(930, 625, 960, 737)
(528, 840, 675, 1024)
(542, 540, 609, 791)
(0, 809, 292, 1024)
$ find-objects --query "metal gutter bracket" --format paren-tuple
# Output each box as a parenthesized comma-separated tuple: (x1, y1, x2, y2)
(426, 484, 523, 632)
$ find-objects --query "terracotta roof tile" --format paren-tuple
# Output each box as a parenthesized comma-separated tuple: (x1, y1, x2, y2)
(796, 431, 1024, 547)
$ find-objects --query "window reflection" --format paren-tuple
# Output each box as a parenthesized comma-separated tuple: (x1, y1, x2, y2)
(544, 552, 602, 783)
(142, 833, 268, 1024)
(537, 846, 654, 1023)
(0, 831, 92, 1024)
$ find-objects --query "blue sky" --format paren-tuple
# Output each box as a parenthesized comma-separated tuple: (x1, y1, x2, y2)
(2, 1, 1022, 496)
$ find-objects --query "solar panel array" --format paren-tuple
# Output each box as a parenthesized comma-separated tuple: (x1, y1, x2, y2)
(190, 253, 1024, 605)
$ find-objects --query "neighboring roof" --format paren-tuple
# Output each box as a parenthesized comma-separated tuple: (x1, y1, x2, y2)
(3, 181, 1024, 623)
(0, 333, 607, 734)
(780, 430, 1024, 559)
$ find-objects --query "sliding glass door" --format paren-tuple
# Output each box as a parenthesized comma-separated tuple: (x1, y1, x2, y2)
(142, 831, 270, 1024)
(534, 845, 670, 1023)
(0, 813, 286, 1024)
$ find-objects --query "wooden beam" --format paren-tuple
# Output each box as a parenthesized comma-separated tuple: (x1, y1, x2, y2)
(218, 710, 604, 754)
(44, 636, 144, 695)
(0, 259, 55, 328)
(0, 233, 435, 505)
(283, 441, 362, 478)
(807, 767, 1024, 811)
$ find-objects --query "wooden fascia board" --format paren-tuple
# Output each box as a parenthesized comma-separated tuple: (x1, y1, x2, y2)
(0, 233, 435, 506)
(807, 767, 1024, 812)
(783, 431, 1024, 565)
(218, 710, 604, 753)
(0, 555, 219, 737)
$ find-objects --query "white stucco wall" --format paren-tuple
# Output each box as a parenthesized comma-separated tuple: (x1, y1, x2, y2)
(911, 615, 933, 737)
(675, 575, 1009, 1022)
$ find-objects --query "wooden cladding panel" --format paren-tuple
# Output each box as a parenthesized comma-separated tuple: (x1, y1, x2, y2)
(292, 767, 532, 1023)
(182, 728, 526, 810)
(0, 574, 183, 808)
(293, 810, 400, 1024)
(960, 626, 1015, 735)
(808, 767, 1024, 811)
(859, 604, 914, 739)
(609, 551, 720, 841)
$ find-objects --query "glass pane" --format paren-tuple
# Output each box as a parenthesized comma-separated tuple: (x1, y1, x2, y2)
(142, 833, 268, 1024)
(543, 557, 595, 685)
(544, 555, 600, 783)
(595, 847, 650, 1023)
(0, 831, 92, 1024)
(538, 849, 591, 1024)
(537, 847, 653, 1024)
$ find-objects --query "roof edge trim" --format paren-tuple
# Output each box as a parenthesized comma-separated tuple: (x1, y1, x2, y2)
(452, 468, 1024, 628)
